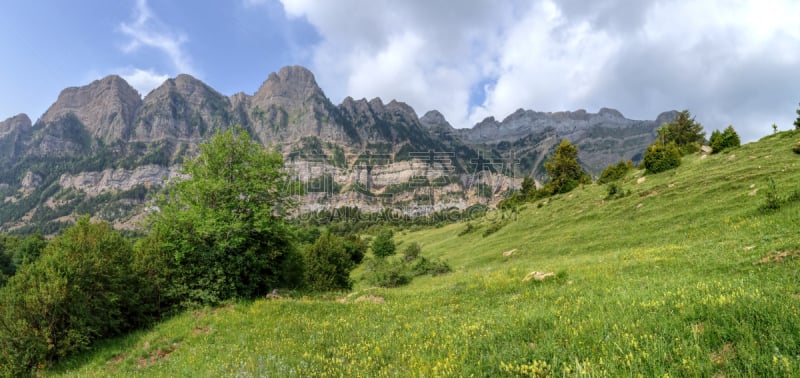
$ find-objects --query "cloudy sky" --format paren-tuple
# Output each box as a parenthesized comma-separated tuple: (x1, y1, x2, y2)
(1, 0, 798, 141)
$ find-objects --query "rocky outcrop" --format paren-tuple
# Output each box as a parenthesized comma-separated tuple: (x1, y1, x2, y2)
(59, 165, 182, 196)
(41, 75, 142, 143)
(131, 74, 231, 143)
(0, 113, 31, 138)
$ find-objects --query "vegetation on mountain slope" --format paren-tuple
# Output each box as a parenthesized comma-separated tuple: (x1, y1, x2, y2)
(36, 129, 800, 377)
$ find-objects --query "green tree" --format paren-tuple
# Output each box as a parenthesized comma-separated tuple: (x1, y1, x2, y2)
(141, 127, 300, 308)
(520, 175, 536, 198)
(371, 229, 396, 258)
(643, 141, 682, 174)
(543, 140, 591, 194)
(794, 102, 800, 130)
(709, 125, 741, 153)
(659, 110, 705, 153)
(303, 233, 355, 291)
(0, 218, 141, 375)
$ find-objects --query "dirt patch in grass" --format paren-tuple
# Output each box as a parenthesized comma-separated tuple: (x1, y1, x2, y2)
(137, 343, 178, 369)
(710, 343, 735, 366)
(354, 295, 385, 304)
(755, 250, 799, 264)
(192, 326, 211, 336)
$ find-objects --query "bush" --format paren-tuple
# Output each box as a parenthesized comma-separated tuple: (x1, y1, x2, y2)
(362, 257, 411, 288)
(760, 177, 782, 212)
(402, 242, 422, 261)
(482, 220, 507, 237)
(371, 229, 396, 258)
(643, 142, 682, 174)
(342, 234, 367, 264)
(605, 183, 629, 200)
(303, 233, 355, 291)
(597, 160, 632, 184)
(410, 257, 452, 276)
(0, 218, 142, 375)
(792, 141, 800, 154)
(709, 125, 741, 153)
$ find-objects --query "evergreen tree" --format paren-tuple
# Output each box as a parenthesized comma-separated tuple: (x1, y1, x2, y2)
(543, 140, 591, 194)
(659, 110, 705, 153)
(794, 102, 800, 130)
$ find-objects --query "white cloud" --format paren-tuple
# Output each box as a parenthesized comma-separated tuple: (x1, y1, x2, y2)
(120, 68, 169, 96)
(279, 0, 800, 141)
(119, 0, 196, 75)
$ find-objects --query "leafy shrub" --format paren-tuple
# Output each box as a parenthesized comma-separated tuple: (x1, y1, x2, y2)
(605, 183, 629, 200)
(402, 241, 422, 261)
(410, 257, 452, 276)
(458, 222, 480, 236)
(362, 257, 411, 288)
(0, 218, 142, 376)
(597, 160, 632, 184)
(643, 142, 682, 174)
(303, 233, 355, 291)
(709, 125, 741, 153)
(760, 177, 782, 212)
(371, 229, 396, 258)
(342, 234, 368, 264)
(792, 141, 800, 154)
(482, 221, 507, 237)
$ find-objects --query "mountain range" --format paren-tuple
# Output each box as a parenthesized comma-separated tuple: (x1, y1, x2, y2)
(0, 66, 676, 233)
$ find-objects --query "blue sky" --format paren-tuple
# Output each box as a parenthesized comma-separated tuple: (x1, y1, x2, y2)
(2, 0, 799, 142)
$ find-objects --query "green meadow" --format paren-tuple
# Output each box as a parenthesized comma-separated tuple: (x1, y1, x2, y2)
(51, 131, 800, 377)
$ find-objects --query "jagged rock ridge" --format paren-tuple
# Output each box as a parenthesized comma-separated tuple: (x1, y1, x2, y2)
(0, 66, 674, 232)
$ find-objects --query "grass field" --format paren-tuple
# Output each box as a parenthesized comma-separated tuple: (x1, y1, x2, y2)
(50, 131, 800, 377)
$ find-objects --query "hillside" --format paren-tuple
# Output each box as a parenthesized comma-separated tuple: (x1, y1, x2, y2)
(0, 66, 673, 233)
(49, 131, 800, 376)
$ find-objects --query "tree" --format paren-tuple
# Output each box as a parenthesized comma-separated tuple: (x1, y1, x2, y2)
(0, 218, 141, 375)
(141, 127, 300, 308)
(643, 141, 682, 174)
(709, 125, 741, 153)
(543, 140, 591, 194)
(794, 102, 800, 130)
(659, 110, 705, 153)
(371, 229, 396, 258)
(520, 175, 536, 198)
(303, 233, 355, 291)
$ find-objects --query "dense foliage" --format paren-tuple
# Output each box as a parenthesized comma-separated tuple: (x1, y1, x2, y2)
(0, 218, 141, 376)
(795, 102, 800, 130)
(371, 229, 396, 258)
(303, 233, 367, 291)
(139, 127, 301, 308)
(597, 160, 633, 184)
(643, 141, 682, 174)
(658, 110, 706, 154)
(709, 125, 741, 153)
(543, 140, 591, 194)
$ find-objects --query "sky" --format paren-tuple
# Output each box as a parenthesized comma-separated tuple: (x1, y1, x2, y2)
(1, 0, 799, 142)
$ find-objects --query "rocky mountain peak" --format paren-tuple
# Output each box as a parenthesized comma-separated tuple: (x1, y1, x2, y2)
(655, 110, 680, 126)
(0, 113, 32, 137)
(253, 65, 325, 107)
(419, 110, 451, 129)
(41, 75, 142, 143)
(598, 107, 624, 119)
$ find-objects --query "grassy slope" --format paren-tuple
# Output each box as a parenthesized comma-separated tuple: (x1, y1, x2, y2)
(51, 131, 800, 377)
